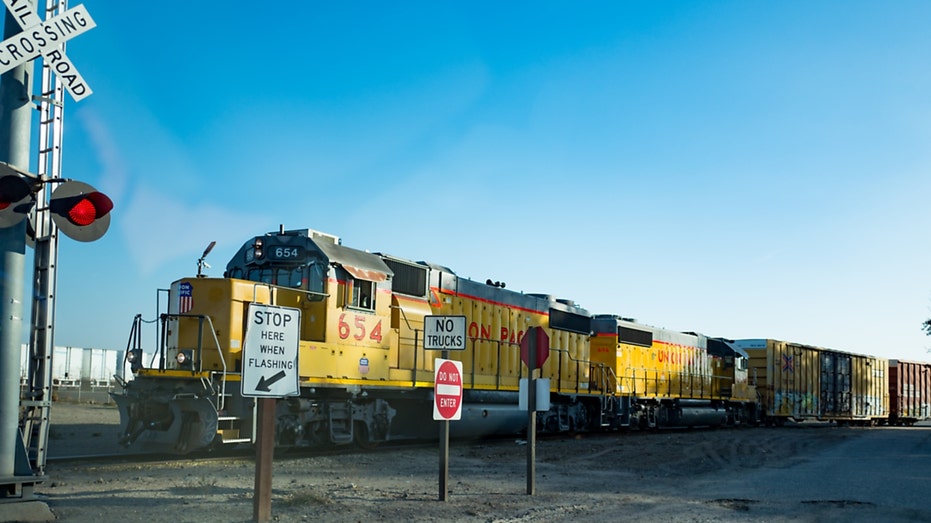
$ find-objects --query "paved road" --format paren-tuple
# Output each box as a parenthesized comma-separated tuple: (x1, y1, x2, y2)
(689, 426, 931, 522)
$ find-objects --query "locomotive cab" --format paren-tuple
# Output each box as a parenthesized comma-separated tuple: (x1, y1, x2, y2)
(705, 337, 759, 424)
(113, 228, 398, 452)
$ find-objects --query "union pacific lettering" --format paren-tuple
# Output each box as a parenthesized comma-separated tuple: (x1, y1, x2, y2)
(467, 322, 525, 344)
(654, 342, 699, 367)
(656, 349, 687, 365)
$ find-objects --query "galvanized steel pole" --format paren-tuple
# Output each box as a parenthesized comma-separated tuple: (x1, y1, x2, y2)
(0, 7, 33, 480)
(526, 333, 536, 496)
(439, 350, 450, 501)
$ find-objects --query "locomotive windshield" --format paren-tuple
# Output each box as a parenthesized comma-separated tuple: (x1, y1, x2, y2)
(223, 229, 391, 303)
(225, 233, 326, 292)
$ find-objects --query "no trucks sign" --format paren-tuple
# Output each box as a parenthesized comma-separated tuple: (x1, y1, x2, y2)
(424, 315, 466, 351)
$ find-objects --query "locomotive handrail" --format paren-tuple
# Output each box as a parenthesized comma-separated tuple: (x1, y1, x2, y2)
(388, 305, 423, 386)
(201, 315, 227, 412)
(547, 345, 610, 396)
(158, 313, 229, 412)
(588, 361, 618, 399)
(588, 362, 617, 393)
(456, 336, 521, 390)
(620, 366, 732, 400)
(389, 304, 416, 331)
(481, 338, 520, 391)
(250, 281, 329, 305)
(390, 330, 422, 386)
(252, 282, 276, 304)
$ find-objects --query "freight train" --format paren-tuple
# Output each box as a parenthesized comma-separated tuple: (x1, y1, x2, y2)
(110, 227, 927, 453)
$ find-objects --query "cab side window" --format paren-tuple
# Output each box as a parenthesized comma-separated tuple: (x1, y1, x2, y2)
(307, 261, 325, 295)
(349, 277, 374, 311)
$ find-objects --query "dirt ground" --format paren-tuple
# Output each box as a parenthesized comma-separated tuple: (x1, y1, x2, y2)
(6, 403, 886, 522)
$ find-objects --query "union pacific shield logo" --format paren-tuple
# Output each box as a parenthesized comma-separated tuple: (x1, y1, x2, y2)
(179, 282, 193, 314)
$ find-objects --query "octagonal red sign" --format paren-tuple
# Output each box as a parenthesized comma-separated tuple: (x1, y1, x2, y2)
(520, 326, 550, 370)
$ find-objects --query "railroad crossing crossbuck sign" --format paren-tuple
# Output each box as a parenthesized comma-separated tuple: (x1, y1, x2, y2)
(0, 0, 96, 101)
(242, 303, 301, 398)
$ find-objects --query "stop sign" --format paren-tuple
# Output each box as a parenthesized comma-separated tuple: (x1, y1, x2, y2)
(433, 359, 463, 420)
(520, 326, 549, 369)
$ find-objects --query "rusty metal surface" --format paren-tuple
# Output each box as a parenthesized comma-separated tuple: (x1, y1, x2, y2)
(890, 360, 931, 424)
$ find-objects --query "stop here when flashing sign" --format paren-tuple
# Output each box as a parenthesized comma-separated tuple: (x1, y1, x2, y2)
(242, 303, 301, 398)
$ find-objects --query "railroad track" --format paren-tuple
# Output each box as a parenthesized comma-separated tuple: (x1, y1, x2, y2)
(46, 424, 756, 467)
(45, 437, 444, 467)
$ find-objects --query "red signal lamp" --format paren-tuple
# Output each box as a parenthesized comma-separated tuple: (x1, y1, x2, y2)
(50, 181, 113, 242)
(64, 191, 113, 226)
(0, 175, 35, 228)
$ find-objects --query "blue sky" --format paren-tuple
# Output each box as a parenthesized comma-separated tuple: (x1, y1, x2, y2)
(26, 1, 931, 361)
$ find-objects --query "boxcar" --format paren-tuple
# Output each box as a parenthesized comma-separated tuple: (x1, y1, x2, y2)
(889, 359, 931, 425)
(736, 339, 888, 425)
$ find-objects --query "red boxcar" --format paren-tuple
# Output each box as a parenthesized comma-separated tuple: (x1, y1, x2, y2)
(889, 360, 931, 425)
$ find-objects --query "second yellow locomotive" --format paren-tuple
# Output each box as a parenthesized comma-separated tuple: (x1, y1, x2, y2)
(113, 227, 758, 453)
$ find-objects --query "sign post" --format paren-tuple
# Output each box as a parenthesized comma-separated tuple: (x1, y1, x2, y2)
(520, 326, 549, 496)
(424, 315, 466, 502)
(241, 303, 301, 523)
(253, 397, 275, 523)
(433, 358, 462, 502)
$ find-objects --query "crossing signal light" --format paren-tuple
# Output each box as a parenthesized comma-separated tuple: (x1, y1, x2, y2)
(0, 175, 35, 227)
(50, 181, 113, 242)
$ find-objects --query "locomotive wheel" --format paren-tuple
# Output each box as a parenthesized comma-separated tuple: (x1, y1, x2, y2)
(206, 433, 224, 452)
(308, 422, 329, 445)
(354, 421, 380, 450)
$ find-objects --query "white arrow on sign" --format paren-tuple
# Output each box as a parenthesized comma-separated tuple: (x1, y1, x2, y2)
(0, 2, 95, 101)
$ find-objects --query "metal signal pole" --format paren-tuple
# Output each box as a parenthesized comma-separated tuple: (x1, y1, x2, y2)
(21, 0, 70, 482)
(0, 0, 101, 502)
(0, 5, 34, 496)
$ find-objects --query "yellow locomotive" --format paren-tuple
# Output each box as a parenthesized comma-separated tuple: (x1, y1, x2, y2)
(590, 316, 758, 429)
(113, 228, 758, 453)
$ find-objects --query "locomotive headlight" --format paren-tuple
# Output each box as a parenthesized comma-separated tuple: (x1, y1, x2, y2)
(126, 348, 144, 372)
(176, 349, 194, 369)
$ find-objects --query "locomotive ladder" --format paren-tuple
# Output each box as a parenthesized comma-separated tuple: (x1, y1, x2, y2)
(593, 363, 618, 428)
(19, 0, 69, 482)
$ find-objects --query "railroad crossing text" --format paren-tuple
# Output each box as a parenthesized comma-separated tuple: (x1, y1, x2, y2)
(0, 6, 94, 67)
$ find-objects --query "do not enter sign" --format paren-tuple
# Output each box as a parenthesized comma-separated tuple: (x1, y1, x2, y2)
(433, 359, 463, 421)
